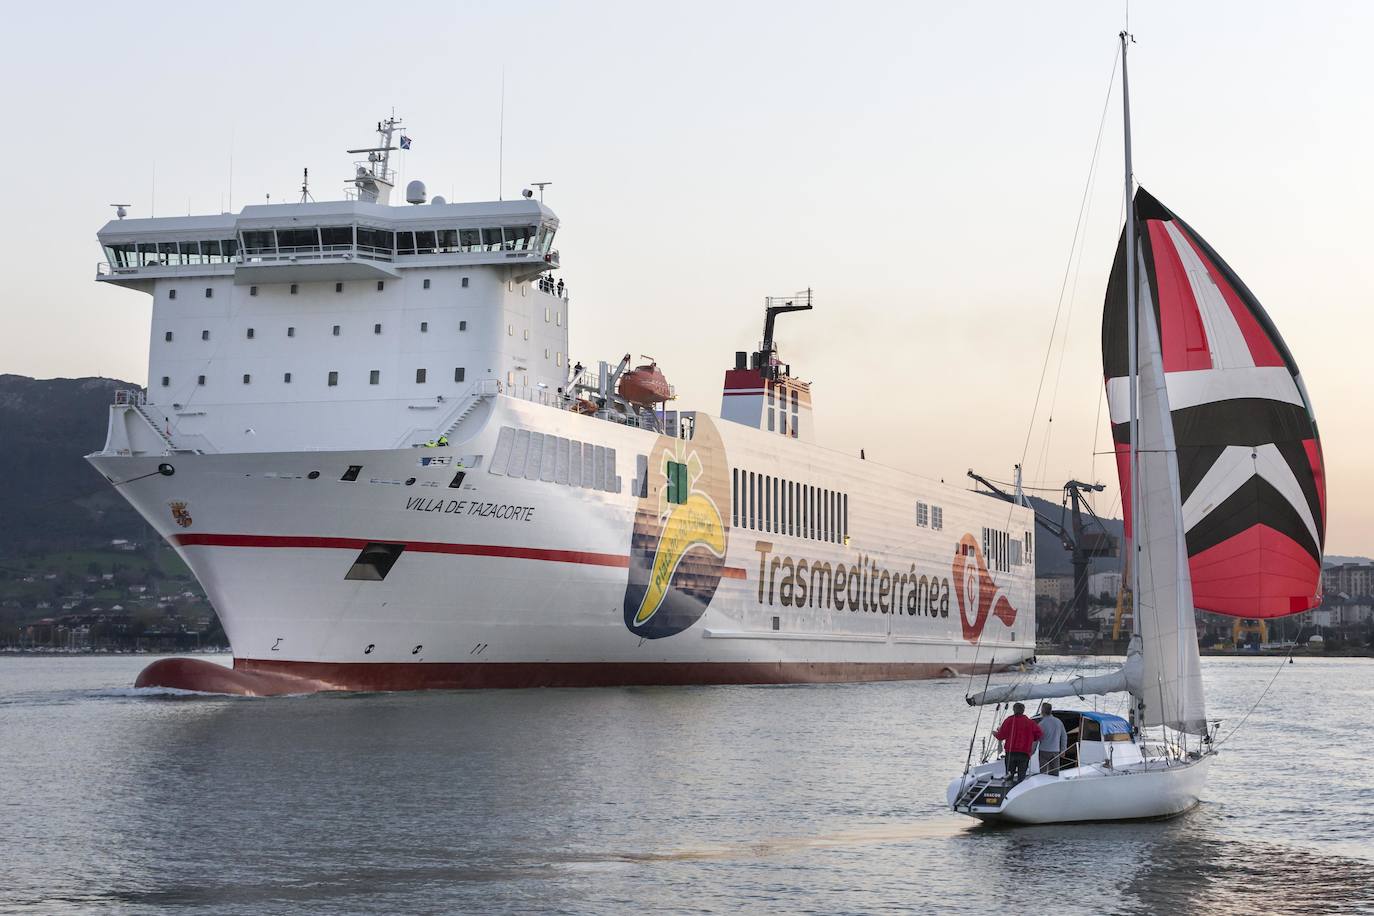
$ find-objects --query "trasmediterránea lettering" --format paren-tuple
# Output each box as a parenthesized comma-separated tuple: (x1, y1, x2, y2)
(753, 541, 950, 616)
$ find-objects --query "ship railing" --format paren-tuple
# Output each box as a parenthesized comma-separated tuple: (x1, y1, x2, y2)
(112, 388, 147, 407)
(239, 244, 393, 264)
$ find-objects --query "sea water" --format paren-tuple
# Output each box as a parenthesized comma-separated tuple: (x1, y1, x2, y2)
(1, 654, 1371, 915)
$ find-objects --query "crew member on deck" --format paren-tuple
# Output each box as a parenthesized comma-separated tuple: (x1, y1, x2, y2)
(437, 434, 449, 447)
(1036, 702, 1068, 776)
(994, 702, 1042, 785)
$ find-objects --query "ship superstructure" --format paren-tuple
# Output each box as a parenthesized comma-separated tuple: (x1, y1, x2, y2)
(89, 119, 1035, 694)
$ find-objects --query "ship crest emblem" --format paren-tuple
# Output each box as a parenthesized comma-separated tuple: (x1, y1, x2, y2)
(622, 416, 731, 639)
(952, 534, 1017, 642)
(168, 501, 193, 529)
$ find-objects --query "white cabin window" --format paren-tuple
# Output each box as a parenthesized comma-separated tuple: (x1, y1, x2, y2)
(328, 371, 338, 387)
(164, 331, 173, 342)
(283, 372, 292, 383)
(160, 376, 169, 387)
(201, 330, 209, 341)
(454, 367, 465, 382)
(916, 502, 929, 527)
(246, 328, 255, 339)
(931, 506, 943, 530)
(287, 327, 295, 337)
(416, 368, 427, 384)
(369, 370, 380, 385)
(420, 321, 428, 333)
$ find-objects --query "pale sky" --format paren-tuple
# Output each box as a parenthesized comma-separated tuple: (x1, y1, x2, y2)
(2, 1, 1370, 554)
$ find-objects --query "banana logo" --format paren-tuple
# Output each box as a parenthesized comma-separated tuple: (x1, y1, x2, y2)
(623, 416, 731, 638)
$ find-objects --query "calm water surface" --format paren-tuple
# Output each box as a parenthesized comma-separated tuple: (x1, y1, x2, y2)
(1, 654, 1371, 915)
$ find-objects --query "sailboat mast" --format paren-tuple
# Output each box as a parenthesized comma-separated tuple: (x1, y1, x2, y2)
(1120, 31, 1140, 641)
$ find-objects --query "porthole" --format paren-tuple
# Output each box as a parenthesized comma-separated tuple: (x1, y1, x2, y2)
(307, 470, 320, 480)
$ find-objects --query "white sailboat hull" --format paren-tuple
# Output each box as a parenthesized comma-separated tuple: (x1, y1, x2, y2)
(947, 752, 1212, 824)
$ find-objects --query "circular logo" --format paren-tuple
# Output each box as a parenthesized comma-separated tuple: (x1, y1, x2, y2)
(622, 416, 731, 638)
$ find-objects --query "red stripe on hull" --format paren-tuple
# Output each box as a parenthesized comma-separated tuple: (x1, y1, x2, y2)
(172, 532, 751, 579)
(242, 658, 1025, 691)
(135, 656, 1028, 695)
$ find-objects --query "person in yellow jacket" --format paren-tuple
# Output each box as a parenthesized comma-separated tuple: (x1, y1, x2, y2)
(437, 434, 449, 447)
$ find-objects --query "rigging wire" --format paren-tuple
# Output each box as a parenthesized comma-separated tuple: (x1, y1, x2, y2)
(1023, 46, 1121, 486)
(965, 47, 1125, 704)
(1215, 640, 1299, 748)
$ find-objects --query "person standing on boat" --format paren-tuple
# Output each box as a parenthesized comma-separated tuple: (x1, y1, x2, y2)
(1036, 703, 1068, 776)
(993, 702, 1042, 785)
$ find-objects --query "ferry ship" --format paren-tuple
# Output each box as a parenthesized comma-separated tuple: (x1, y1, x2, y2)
(89, 119, 1036, 694)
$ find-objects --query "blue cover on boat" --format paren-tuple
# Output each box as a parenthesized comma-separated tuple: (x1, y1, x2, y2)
(1080, 711, 1132, 735)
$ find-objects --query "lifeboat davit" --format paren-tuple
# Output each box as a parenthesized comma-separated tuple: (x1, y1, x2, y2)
(618, 358, 673, 408)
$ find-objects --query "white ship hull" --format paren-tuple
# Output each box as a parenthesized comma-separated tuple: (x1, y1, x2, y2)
(91, 396, 1036, 692)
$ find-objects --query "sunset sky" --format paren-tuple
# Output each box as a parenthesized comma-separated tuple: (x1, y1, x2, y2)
(2, 1, 1369, 553)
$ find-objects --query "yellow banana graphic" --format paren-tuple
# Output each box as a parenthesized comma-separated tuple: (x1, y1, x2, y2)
(634, 491, 726, 626)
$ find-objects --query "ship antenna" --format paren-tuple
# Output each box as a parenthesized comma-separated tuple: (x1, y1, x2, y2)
(498, 67, 506, 200)
(299, 167, 314, 203)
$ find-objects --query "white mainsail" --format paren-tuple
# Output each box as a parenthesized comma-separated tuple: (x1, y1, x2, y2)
(1131, 250, 1206, 734)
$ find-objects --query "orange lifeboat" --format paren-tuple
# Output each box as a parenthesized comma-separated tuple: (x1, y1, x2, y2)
(618, 357, 673, 408)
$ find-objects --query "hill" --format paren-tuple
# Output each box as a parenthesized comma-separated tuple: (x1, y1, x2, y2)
(0, 375, 146, 555)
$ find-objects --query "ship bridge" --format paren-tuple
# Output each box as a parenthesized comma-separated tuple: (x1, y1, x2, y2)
(97, 199, 559, 290)
(92, 117, 575, 456)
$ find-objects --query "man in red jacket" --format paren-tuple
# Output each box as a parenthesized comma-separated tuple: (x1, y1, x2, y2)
(994, 702, 1043, 785)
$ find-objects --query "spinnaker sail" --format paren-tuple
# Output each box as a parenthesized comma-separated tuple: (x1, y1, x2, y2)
(1104, 189, 1326, 620)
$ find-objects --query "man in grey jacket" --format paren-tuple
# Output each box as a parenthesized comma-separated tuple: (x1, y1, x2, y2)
(1037, 703, 1068, 776)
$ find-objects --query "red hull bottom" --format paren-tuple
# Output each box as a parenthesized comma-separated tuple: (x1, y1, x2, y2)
(134, 656, 1025, 696)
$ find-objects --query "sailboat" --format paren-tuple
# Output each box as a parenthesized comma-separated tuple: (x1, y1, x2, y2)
(947, 32, 1326, 824)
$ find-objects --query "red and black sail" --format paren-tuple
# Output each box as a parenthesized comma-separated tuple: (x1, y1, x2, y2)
(1103, 188, 1325, 618)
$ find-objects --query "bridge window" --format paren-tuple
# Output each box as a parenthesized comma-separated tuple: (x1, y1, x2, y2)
(459, 229, 482, 251)
(356, 227, 394, 254)
(482, 227, 505, 251)
(413, 231, 436, 254)
(436, 229, 459, 252)
(276, 228, 317, 250)
(242, 230, 274, 254)
(320, 227, 352, 248)
(507, 225, 537, 251)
